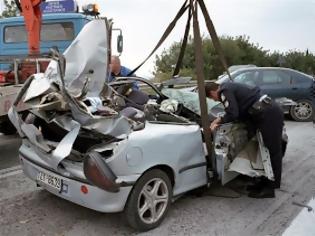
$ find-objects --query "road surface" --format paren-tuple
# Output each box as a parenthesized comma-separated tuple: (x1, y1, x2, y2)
(0, 134, 21, 170)
(0, 121, 314, 236)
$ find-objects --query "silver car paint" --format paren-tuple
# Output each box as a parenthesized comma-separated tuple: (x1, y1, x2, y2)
(109, 122, 208, 196)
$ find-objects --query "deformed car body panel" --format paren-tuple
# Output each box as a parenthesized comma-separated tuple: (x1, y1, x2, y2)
(63, 20, 109, 97)
(50, 119, 81, 170)
(214, 123, 275, 184)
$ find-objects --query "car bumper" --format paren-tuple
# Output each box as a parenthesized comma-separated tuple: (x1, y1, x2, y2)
(20, 155, 133, 213)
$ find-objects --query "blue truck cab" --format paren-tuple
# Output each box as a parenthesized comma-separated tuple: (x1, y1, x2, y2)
(0, 13, 91, 70)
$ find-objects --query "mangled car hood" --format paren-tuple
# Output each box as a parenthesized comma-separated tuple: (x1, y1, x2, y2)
(63, 20, 108, 97)
(25, 20, 109, 99)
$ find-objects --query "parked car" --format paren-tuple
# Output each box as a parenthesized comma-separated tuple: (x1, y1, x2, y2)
(9, 20, 288, 232)
(217, 67, 315, 122)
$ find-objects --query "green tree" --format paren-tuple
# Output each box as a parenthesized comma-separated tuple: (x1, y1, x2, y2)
(154, 35, 271, 82)
(0, 0, 19, 18)
(282, 50, 315, 75)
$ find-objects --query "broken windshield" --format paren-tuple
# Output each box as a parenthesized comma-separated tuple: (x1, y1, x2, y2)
(161, 88, 222, 117)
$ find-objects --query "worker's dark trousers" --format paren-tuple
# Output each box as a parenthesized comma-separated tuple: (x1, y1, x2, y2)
(252, 102, 284, 189)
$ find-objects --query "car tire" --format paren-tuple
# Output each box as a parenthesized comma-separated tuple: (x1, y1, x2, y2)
(124, 169, 172, 232)
(290, 99, 314, 122)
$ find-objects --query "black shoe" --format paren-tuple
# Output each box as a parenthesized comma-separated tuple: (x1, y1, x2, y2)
(248, 187, 275, 198)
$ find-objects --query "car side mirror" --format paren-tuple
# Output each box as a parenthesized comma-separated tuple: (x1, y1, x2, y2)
(117, 34, 123, 54)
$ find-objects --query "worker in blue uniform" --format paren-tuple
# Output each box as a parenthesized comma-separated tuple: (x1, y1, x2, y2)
(205, 81, 284, 198)
(108, 55, 139, 90)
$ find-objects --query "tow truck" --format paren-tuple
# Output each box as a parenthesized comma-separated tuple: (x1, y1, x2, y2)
(0, 0, 107, 134)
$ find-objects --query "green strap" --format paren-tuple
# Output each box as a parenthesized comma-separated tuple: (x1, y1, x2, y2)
(192, 0, 214, 169)
(172, 6, 192, 77)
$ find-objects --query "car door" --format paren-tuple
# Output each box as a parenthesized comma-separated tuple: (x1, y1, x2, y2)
(214, 123, 275, 185)
(289, 71, 314, 101)
(257, 69, 293, 98)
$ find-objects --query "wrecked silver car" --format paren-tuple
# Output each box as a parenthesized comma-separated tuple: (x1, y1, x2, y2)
(9, 19, 288, 231)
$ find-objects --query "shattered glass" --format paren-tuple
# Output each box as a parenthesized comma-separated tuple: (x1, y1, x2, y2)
(162, 88, 221, 116)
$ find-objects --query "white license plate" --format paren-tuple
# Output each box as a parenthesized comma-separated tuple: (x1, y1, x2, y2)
(37, 171, 62, 192)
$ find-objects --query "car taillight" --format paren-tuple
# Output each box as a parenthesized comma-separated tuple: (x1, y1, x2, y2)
(83, 151, 119, 193)
(81, 185, 89, 194)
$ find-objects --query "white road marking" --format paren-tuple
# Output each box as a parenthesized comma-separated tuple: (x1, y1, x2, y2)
(0, 165, 22, 179)
(283, 198, 315, 236)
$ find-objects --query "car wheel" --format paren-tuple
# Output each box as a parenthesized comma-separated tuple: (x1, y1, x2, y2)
(124, 169, 172, 232)
(290, 100, 314, 122)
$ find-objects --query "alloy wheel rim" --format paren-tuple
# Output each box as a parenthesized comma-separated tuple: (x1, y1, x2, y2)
(137, 178, 169, 224)
(294, 102, 312, 120)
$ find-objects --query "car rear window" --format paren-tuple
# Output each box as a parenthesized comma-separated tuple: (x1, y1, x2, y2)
(4, 22, 74, 43)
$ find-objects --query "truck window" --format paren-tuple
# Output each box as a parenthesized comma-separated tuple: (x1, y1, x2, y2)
(4, 22, 74, 43)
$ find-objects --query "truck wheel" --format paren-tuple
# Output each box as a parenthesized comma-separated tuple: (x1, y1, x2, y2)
(0, 120, 16, 135)
(290, 100, 313, 122)
(124, 169, 172, 232)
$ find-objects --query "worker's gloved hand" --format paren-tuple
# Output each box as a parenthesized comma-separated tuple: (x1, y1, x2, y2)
(210, 117, 221, 131)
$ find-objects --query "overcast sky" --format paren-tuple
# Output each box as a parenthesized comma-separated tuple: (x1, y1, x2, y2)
(1, 0, 315, 77)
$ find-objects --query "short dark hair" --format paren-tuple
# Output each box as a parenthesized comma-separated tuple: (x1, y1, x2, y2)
(205, 82, 219, 96)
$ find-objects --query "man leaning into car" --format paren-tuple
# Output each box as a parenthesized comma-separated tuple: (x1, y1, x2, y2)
(108, 55, 139, 90)
(205, 82, 284, 199)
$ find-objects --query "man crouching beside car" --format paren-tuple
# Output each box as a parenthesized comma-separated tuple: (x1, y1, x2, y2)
(205, 81, 284, 198)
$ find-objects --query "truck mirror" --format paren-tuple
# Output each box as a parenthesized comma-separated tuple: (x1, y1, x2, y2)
(117, 34, 123, 54)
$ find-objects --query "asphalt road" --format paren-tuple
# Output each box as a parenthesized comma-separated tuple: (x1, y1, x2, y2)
(0, 121, 315, 236)
(0, 134, 21, 170)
